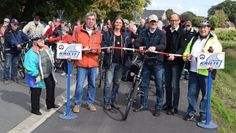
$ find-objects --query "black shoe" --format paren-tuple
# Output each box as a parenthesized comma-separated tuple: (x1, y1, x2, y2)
(104, 104, 112, 110)
(173, 108, 178, 114)
(133, 105, 147, 112)
(31, 110, 42, 115)
(184, 114, 195, 121)
(162, 104, 171, 111)
(199, 115, 206, 122)
(153, 110, 161, 117)
(47, 104, 60, 110)
(166, 109, 174, 115)
(111, 102, 120, 109)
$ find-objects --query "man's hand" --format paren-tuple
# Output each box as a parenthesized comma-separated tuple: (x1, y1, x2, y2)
(90, 49, 98, 53)
(36, 75, 42, 83)
(186, 54, 193, 61)
(16, 44, 21, 48)
(148, 46, 156, 52)
(106, 47, 111, 53)
(167, 54, 175, 61)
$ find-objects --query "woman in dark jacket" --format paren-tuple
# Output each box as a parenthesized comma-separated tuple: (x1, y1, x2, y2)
(102, 17, 132, 110)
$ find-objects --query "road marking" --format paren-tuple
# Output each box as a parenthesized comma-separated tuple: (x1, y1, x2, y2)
(8, 82, 78, 133)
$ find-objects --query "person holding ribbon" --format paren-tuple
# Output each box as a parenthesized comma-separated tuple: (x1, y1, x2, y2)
(102, 16, 132, 110)
(133, 14, 166, 117)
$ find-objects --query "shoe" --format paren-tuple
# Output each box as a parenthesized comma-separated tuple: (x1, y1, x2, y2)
(133, 105, 147, 112)
(104, 104, 112, 110)
(184, 114, 195, 121)
(61, 72, 66, 76)
(162, 103, 171, 111)
(31, 110, 42, 115)
(199, 115, 206, 122)
(3, 80, 9, 84)
(166, 109, 174, 115)
(87, 104, 96, 112)
(47, 104, 60, 110)
(11, 78, 19, 83)
(153, 110, 161, 117)
(72, 105, 80, 113)
(111, 102, 120, 109)
(173, 108, 178, 114)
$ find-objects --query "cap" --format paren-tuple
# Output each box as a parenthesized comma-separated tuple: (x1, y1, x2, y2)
(10, 18, 19, 25)
(34, 16, 40, 21)
(198, 20, 211, 27)
(123, 19, 129, 25)
(4, 18, 10, 23)
(148, 14, 158, 22)
(185, 21, 192, 26)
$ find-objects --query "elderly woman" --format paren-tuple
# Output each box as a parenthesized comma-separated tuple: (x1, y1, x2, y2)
(24, 38, 58, 115)
(102, 17, 132, 110)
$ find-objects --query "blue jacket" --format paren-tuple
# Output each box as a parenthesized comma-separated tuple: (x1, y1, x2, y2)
(23, 46, 57, 89)
(4, 29, 29, 54)
(102, 29, 132, 69)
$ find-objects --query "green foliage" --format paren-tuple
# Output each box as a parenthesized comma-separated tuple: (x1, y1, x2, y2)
(213, 10, 228, 27)
(192, 16, 206, 27)
(180, 11, 196, 21)
(209, 15, 220, 27)
(208, 0, 236, 25)
(214, 28, 236, 42)
(165, 9, 174, 20)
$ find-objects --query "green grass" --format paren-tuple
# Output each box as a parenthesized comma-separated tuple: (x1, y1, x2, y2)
(210, 29, 236, 133)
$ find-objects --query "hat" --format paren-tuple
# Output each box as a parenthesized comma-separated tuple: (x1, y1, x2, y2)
(10, 18, 19, 25)
(198, 20, 211, 27)
(148, 14, 158, 22)
(4, 18, 10, 23)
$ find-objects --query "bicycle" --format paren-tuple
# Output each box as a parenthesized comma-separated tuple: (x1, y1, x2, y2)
(123, 52, 146, 120)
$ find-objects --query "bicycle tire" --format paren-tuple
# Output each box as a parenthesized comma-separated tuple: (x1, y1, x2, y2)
(123, 80, 139, 120)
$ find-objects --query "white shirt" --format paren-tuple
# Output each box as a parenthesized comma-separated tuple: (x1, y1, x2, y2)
(149, 28, 156, 33)
(86, 26, 93, 36)
(170, 26, 179, 33)
(190, 35, 210, 72)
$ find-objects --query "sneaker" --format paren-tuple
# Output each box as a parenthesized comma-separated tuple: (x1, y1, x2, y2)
(72, 105, 80, 113)
(199, 115, 206, 122)
(153, 110, 161, 117)
(111, 102, 121, 109)
(61, 72, 66, 76)
(104, 104, 112, 110)
(11, 78, 19, 83)
(133, 105, 147, 112)
(184, 114, 195, 121)
(3, 80, 10, 84)
(87, 104, 96, 111)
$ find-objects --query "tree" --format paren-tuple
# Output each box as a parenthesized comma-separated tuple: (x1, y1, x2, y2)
(165, 9, 174, 20)
(192, 16, 206, 27)
(208, 0, 236, 25)
(213, 10, 228, 27)
(180, 11, 196, 21)
(209, 15, 220, 27)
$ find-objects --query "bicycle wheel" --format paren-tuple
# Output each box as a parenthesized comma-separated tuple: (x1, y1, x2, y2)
(18, 57, 25, 79)
(123, 80, 139, 120)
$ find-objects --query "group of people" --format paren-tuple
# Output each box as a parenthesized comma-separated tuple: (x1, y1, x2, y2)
(0, 11, 222, 124)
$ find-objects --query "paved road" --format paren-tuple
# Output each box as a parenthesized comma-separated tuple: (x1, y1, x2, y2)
(32, 79, 218, 133)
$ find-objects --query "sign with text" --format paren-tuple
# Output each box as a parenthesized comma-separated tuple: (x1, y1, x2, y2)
(197, 52, 225, 69)
(56, 43, 82, 60)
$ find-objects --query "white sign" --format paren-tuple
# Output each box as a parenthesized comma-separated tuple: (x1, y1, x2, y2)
(56, 43, 82, 60)
(197, 52, 225, 69)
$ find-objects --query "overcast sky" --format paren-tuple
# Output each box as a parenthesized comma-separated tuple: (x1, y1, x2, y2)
(146, 0, 228, 17)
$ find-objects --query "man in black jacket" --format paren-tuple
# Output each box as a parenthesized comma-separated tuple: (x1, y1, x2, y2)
(134, 14, 166, 117)
(163, 13, 186, 115)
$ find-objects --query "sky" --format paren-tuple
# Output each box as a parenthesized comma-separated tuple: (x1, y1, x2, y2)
(147, 0, 228, 17)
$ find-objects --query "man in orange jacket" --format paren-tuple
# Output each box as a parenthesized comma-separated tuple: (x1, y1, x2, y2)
(72, 12, 102, 113)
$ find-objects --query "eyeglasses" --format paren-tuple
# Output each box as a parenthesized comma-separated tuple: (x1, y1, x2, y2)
(170, 20, 179, 22)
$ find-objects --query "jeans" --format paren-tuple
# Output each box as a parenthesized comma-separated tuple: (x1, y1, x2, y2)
(103, 63, 123, 105)
(140, 64, 164, 111)
(165, 63, 184, 109)
(187, 71, 208, 116)
(74, 67, 97, 106)
(3, 53, 20, 80)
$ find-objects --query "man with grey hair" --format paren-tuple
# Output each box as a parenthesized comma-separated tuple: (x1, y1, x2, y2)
(72, 11, 102, 113)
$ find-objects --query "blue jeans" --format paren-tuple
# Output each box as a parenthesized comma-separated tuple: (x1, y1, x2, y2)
(3, 53, 20, 80)
(165, 63, 184, 109)
(187, 71, 208, 116)
(103, 63, 123, 105)
(140, 64, 164, 111)
(74, 67, 97, 106)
